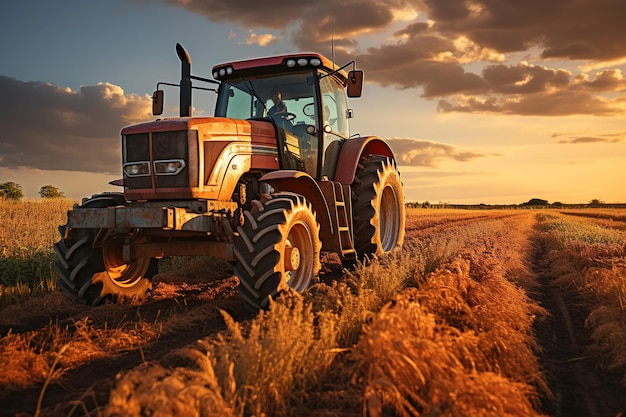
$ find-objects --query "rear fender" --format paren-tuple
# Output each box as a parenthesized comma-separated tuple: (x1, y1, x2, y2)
(333, 136, 394, 184)
(259, 171, 333, 236)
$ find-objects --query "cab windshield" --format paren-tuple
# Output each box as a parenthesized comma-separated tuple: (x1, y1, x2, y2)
(215, 71, 317, 130)
(214, 68, 350, 179)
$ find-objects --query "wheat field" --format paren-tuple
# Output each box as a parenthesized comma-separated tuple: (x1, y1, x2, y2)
(0, 201, 625, 416)
(0, 199, 75, 305)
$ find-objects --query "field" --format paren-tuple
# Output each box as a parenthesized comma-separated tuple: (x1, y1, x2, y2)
(1, 201, 626, 416)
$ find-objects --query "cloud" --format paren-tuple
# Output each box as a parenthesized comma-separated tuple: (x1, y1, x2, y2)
(436, 65, 626, 115)
(553, 132, 625, 144)
(558, 137, 621, 144)
(156, 0, 626, 116)
(386, 138, 491, 168)
(241, 31, 277, 46)
(162, 0, 626, 62)
(420, 0, 626, 61)
(0, 76, 152, 174)
(438, 90, 624, 116)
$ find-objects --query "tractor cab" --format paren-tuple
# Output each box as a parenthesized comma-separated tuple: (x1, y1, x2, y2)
(211, 53, 362, 180)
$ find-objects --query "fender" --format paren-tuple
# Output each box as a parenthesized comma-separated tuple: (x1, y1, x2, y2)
(333, 136, 395, 184)
(260, 170, 333, 237)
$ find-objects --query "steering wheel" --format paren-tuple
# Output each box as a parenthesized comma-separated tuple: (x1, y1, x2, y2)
(279, 112, 297, 121)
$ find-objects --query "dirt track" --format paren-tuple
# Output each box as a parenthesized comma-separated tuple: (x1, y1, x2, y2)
(2, 214, 626, 416)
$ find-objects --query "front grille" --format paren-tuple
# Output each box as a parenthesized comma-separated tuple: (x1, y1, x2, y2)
(123, 130, 195, 190)
(153, 131, 187, 160)
(126, 133, 150, 161)
(153, 131, 189, 188)
(124, 133, 152, 189)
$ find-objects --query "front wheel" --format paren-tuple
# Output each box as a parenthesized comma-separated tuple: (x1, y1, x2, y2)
(53, 193, 156, 305)
(351, 156, 405, 259)
(234, 192, 322, 310)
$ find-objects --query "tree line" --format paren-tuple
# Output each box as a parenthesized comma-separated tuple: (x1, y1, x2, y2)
(0, 182, 66, 200)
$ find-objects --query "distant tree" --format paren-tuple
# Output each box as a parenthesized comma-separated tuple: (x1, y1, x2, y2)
(0, 182, 24, 200)
(522, 198, 548, 206)
(589, 198, 603, 207)
(39, 184, 66, 199)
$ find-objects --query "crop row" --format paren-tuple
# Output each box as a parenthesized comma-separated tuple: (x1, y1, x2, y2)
(536, 213, 626, 384)
(102, 211, 548, 416)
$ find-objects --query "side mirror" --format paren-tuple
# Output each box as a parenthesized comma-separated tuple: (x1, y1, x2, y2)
(152, 90, 164, 115)
(347, 70, 363, 98)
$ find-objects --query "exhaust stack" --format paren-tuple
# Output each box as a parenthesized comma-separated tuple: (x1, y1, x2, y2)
(176, 43, 192, 117)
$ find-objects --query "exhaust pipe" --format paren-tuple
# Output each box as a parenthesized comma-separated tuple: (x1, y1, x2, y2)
(176, 43, 192, 117)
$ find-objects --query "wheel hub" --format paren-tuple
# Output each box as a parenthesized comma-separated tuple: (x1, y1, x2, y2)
(284, 246, 301, 271)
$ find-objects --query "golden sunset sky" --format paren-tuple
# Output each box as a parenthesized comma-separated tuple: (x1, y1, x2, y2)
(0, 0, 624, 204)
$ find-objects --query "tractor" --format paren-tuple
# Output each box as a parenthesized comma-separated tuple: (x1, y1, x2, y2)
(54, 43, 405, 310)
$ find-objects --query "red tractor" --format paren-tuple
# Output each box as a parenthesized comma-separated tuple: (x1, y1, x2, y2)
(54, 44, 405, 310)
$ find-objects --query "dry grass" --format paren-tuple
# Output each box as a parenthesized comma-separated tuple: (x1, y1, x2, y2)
(0, 315, 160, 398)
(2, 206, 621, 415)
(106, 292, 338, 417)
(0, 199, 75, 305)
(0, 199, 74, 256)
(356, 287, 543, 417)
(536, 212, 626, 383)
(404, 207, 497, 233)
(102, 211, 549, 416)
(355, 213, 547, 416)
(105, 348, 240, 417)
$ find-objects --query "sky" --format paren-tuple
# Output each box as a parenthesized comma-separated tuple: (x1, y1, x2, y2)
(0, 0, 624, 205)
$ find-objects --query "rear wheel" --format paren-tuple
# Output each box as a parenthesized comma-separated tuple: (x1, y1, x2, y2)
(54, 193, 156, 305)
(234, 192, 321, 310)
(351, 156, 405, 259)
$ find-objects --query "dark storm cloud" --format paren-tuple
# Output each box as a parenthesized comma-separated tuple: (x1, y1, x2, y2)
(0, 76, 152, 173)
(158, 0, 626, 116)
(386, 138, 490, 167)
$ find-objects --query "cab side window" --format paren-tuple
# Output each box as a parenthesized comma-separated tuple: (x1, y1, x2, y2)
(320, 76, 349, 139)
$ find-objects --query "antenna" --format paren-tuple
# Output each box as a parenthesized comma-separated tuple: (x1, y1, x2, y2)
(331, 17, 335, 69)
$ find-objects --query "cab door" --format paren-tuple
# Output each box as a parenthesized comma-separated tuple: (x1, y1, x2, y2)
(319, 75, 350, 179)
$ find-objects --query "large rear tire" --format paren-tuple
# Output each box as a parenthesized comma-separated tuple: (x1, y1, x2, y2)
(234, 192, 322, 310)
(54, 193, 156, 305)
(351, 156, 405, 259)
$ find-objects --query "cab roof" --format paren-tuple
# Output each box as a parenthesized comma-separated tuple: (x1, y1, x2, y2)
(212, 53, 348, 85)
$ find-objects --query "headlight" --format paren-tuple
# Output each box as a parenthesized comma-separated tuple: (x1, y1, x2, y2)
(214, 66, 234, 79)
(154, 159, 186, 175)
(123, 162, 150, 176)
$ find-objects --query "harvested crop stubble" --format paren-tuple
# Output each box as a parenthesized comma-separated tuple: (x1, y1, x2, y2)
(105, 347, 240, 417)
(105, 293, 338, 417)
(102, 212, 547, 416)
(356, 213, 547, 416)
(0, 315, 160, 397)
(356, 258, 547, 417)
(538, 213, 626, 383)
